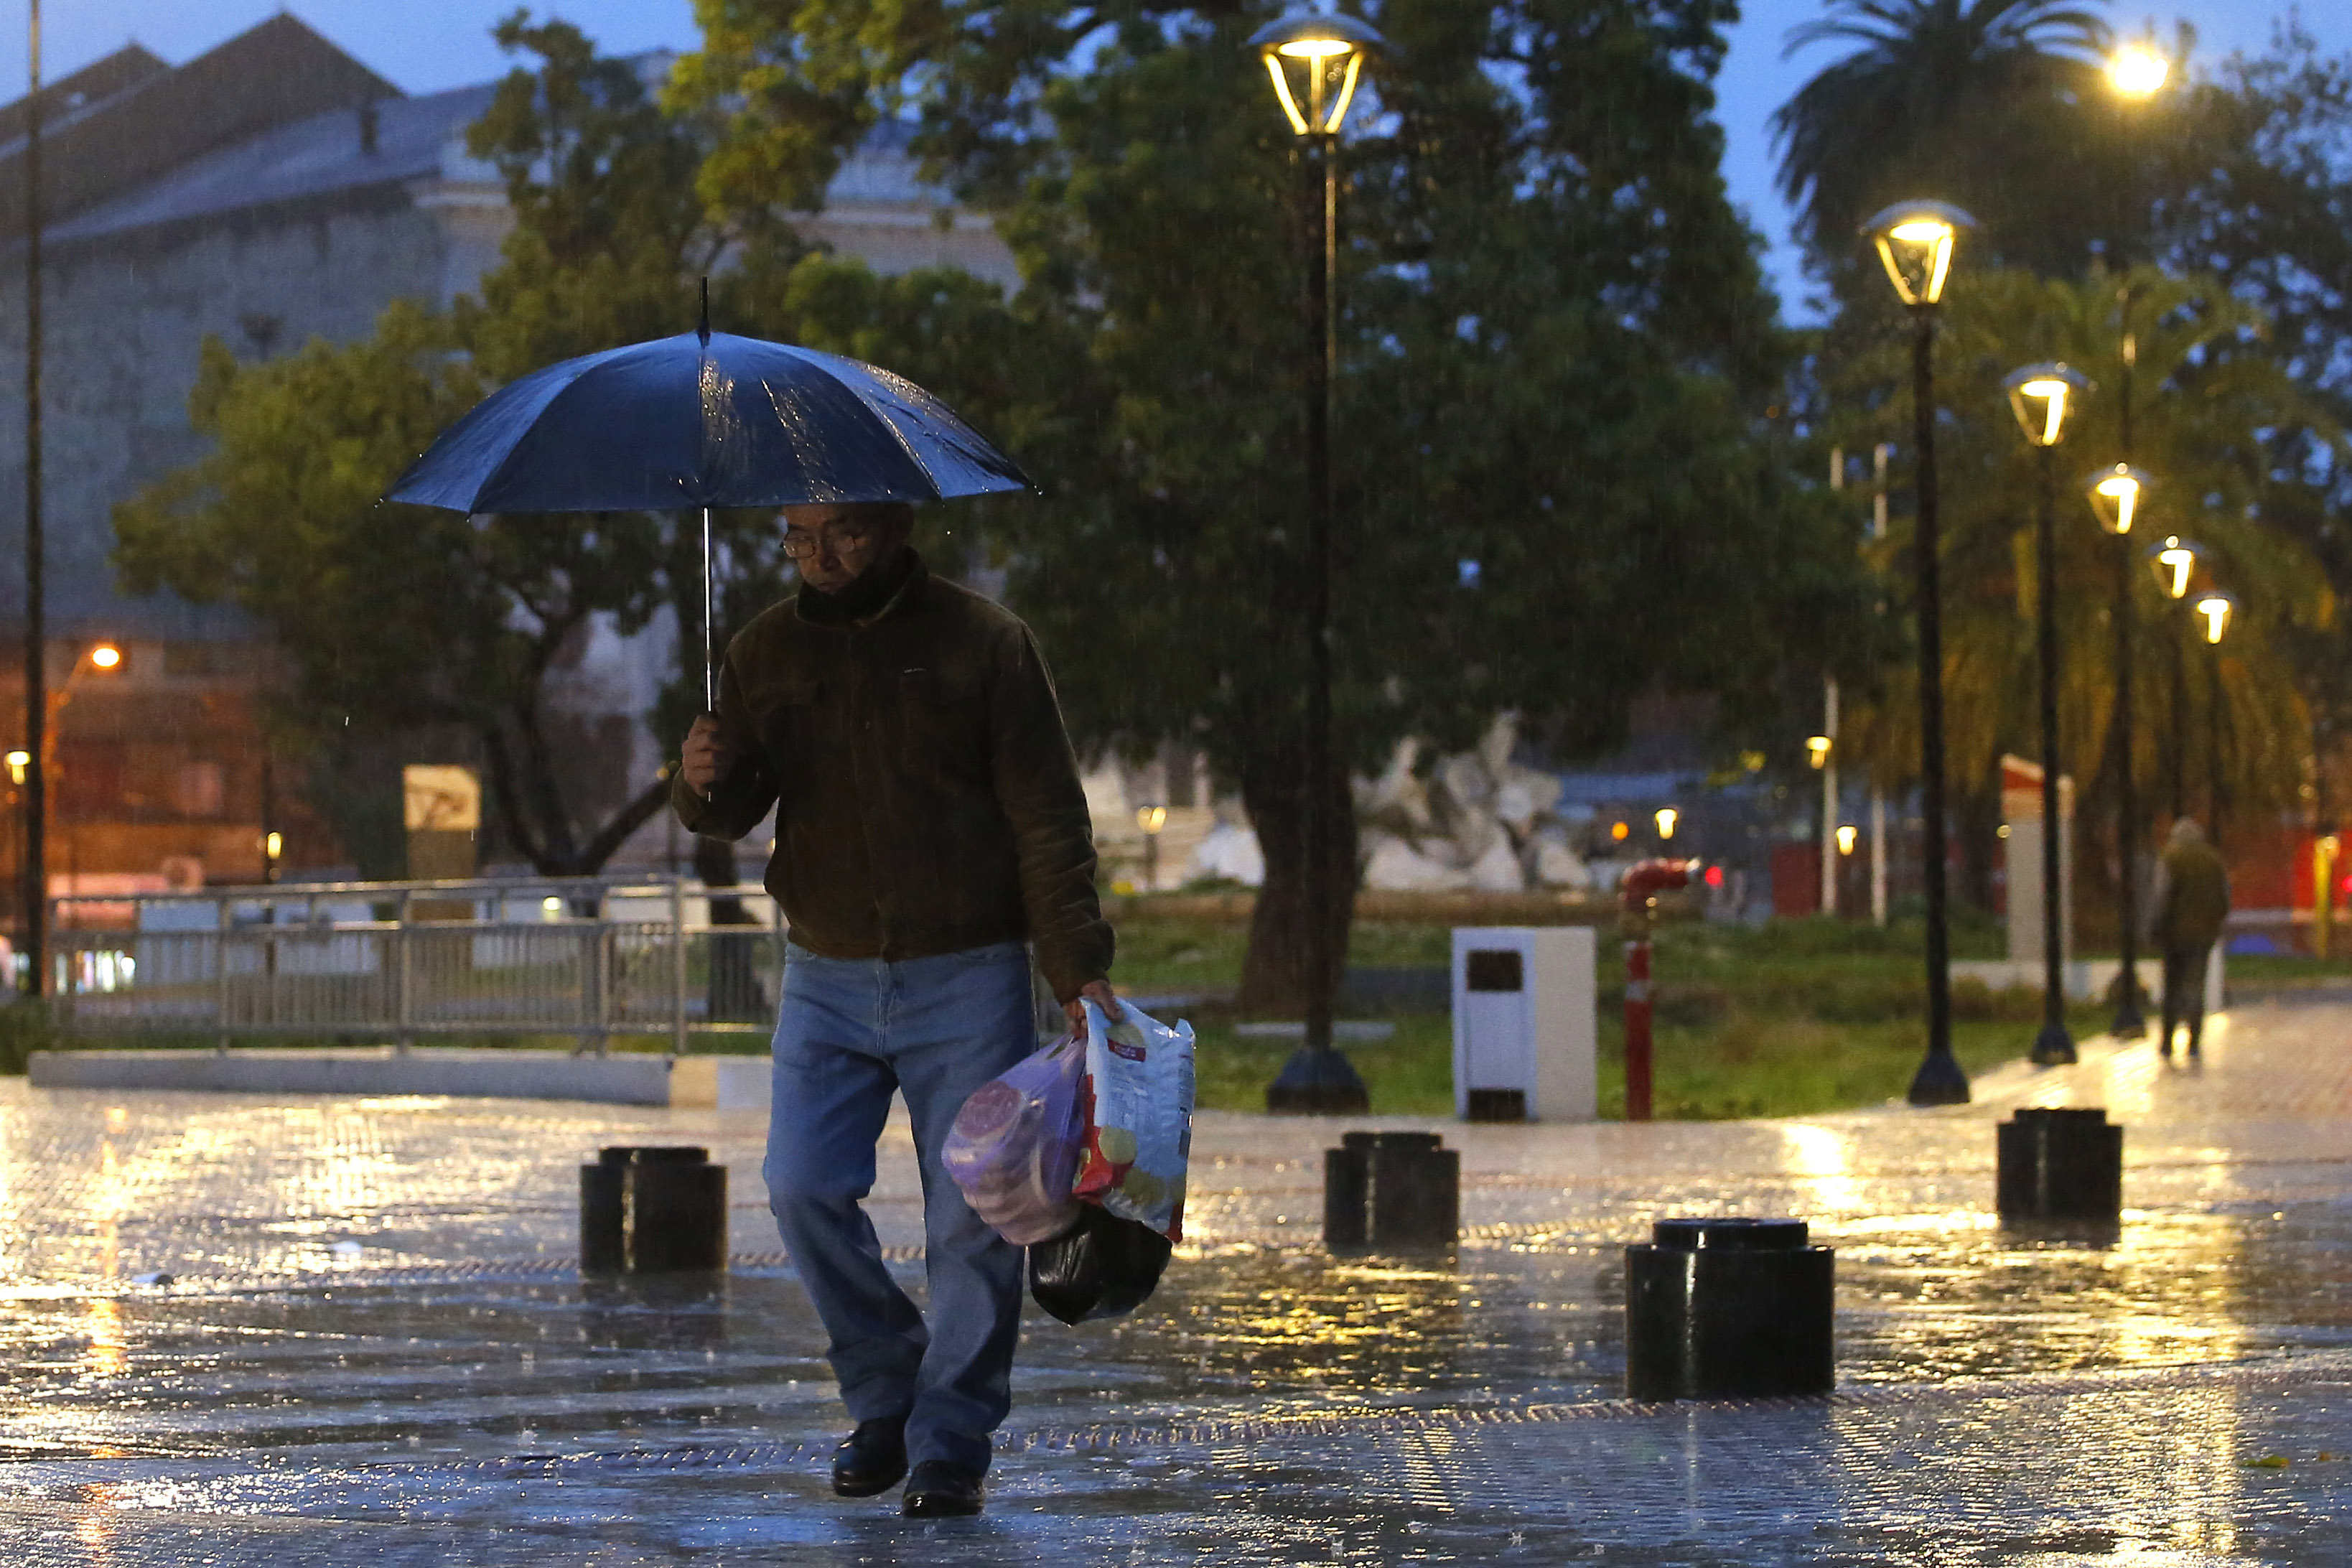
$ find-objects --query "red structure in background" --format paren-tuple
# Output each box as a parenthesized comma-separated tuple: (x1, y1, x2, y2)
(1620, 859, 1691, 1122)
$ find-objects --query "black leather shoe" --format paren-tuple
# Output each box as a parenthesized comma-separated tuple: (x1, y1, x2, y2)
(901, 1460, 984, 1517)
(831, 1416, 909, 1498)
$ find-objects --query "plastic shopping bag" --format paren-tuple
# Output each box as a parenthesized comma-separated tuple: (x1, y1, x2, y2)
(1073, 999, 1195, 1241)
(1026, 1200, 1173, 1325)
(943, 1035, 1086, 1246)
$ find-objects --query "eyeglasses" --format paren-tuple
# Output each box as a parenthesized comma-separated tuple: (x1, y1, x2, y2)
(780, 523, 875, 561)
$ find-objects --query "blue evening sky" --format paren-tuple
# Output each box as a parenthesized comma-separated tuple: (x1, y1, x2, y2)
(4, 1, 2344, 324)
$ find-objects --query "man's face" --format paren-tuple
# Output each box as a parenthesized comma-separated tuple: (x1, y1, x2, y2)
(783, 503, 905, 592)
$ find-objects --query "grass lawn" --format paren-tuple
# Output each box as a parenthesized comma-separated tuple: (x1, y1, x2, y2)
(15, 907, 2182, 1122)
(1134, 910, 2104, 1120)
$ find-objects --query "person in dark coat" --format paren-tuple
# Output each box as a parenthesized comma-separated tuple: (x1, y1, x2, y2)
(677, 500, 1119, 1518)
(2150, 817, 2230, 1058)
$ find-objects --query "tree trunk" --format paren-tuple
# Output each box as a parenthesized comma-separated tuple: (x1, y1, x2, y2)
(1235, 733, 1356, 1019)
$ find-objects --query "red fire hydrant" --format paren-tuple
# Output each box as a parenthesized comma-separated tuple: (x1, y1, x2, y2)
(1620, 859, 1693, 1122)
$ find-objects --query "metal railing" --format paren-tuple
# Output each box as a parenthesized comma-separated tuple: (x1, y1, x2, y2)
(47, 875, 789, 1055)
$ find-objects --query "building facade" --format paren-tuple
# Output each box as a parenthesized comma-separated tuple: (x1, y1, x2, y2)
(0, 16, 1017, 902)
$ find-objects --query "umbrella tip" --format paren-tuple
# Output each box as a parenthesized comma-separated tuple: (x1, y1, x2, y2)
(699, 276, 711, 347)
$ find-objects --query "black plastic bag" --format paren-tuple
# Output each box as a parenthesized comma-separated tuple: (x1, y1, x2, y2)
(1027, 1201, 1172, 1325)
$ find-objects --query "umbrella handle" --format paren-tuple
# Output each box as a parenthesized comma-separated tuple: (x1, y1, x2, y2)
(702, 506, 716, 711)
(699, 506, 718, 801)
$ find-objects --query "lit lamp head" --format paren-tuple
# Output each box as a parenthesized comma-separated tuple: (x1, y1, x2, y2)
(1806, 734, 1832, 769)
(2193, 589, 2236, 645)
(1654, 806, 1679, 840)
(4, 750, 25, 786)
(2088, 464, 2150, 535)
(2147, 534, 2202, 600)
(1249, 9, 1384, 137)
(1836, 824, 1859, 856)
(2107, 42, 2170, 99)
(1135, 805, 1167, 836)
(1860, 200, 1975, 308)
(88, 642, 123, 672)
(2003, 363, 2091, 447)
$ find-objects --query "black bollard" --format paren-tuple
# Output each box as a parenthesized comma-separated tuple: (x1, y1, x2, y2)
(1324, 1131, 1460, 1253)
(1997, 1107, 2122, 1223)
(581, 1146, 727, 1274)
(1625, 1217, 1834, 1401)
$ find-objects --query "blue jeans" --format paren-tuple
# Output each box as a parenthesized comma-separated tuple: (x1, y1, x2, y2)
(765, 940, 1037, 1473)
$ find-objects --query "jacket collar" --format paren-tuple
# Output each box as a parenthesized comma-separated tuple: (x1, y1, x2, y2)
(796, 547, 928, 627)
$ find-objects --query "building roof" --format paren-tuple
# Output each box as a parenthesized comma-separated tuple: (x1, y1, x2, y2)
(0, 15, 398, 239)
(38, 60, 941, 250)
(51, 83, 499, 246)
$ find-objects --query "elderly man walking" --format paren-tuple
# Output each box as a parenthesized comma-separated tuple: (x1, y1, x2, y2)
(2150, 817, 2230, 1060)
(676, 501, 1117, 1517)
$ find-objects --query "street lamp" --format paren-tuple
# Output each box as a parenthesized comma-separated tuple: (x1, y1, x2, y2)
(2195, 589, 2236, 846)
(2193, 589, 2234, 645)
(2106, 42, 2170, 100)
(2005, 362, 2092, 1068)
(1135, 803, 1167, 891)
(1251, 9, 1383, 1114)
(19, 0, 47, 1000)
(1862, 200, 1977, 1106)
(29, 642, 126, 989)
(2147, 533, 2202, 823)
(2089, 463, 2152, 1038)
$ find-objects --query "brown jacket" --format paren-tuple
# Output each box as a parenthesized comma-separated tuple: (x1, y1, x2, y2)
(672, 553, 1113, 1001)
(2154, 838, 2231, 952)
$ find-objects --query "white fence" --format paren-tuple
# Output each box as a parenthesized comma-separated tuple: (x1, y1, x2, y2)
(48, 876, 788, 1055)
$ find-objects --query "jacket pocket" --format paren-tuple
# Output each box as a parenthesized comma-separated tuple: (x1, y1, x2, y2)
(745, 679, 823, 795)
(898, 668, 986, 779)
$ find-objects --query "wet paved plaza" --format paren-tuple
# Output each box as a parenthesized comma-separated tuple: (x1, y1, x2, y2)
(1, 1002, 2349, 1563)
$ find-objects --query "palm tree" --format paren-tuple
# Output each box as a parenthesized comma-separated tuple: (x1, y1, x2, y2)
(1826, 264, 2345, 916)
(1772, 0, 2113, 265)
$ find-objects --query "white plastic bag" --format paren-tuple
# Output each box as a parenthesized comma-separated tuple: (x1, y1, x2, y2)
(1073, 999, 1195, 1241)
(943, 1035, 1086, 1246)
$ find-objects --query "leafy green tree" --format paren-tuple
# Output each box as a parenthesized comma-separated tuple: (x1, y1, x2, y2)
(1771, 0, 2179, 286)
(114, 17, 764, 875)
(681, 1, 1877, 1012)
(1819, 266, 2341, 900)
(2152, 28, 2352, 813)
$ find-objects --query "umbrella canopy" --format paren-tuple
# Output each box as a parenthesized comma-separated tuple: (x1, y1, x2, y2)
(386, 329, 1031, 513)
(383, 319, 1032, 713)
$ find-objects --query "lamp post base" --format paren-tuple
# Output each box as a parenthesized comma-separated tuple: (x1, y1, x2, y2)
(2108, 998, 2147, 1040)
(2030, 1020, 2078, 1066)
(1266, 1044, 1371, 1114)
(1905, 1049, 1971, 1106)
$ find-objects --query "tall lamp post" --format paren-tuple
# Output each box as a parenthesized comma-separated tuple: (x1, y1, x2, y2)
(19, 0, 42, 996)
(2005, 363, 2093, 1067)
(1251, 9, 1381, 1114)
(2091, 34, 2171, 1036)
(2193, 589, 2236, 848)
(2089, 463, 2150, 1037)
(1862, 200, 1974, 1106)
(2147, 534, 2201, 823)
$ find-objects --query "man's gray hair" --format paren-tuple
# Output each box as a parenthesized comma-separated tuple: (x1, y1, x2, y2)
(2169, 816, 2205, 846)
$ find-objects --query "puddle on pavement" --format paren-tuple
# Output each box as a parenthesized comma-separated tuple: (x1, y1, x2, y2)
(1, 1195, 2348, 1468)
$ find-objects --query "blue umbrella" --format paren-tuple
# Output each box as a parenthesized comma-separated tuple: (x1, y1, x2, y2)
(386, 299, 1031, 706)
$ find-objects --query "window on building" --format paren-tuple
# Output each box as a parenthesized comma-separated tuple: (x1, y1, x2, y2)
(174, 761, 225, 818)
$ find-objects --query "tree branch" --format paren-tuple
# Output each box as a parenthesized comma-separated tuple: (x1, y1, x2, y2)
(570, 766, 680, 874)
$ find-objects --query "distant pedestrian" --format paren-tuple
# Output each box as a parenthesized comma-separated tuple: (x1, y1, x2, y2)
(2150, 817, 2230, 1059)
(676, 501, 1119, 1518)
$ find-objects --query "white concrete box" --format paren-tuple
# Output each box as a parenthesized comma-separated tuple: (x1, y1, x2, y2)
(1451, 925, 1597, 1122)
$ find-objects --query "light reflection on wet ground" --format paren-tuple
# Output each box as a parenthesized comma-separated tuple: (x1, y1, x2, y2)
(1, 1002, 2349, 1561)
